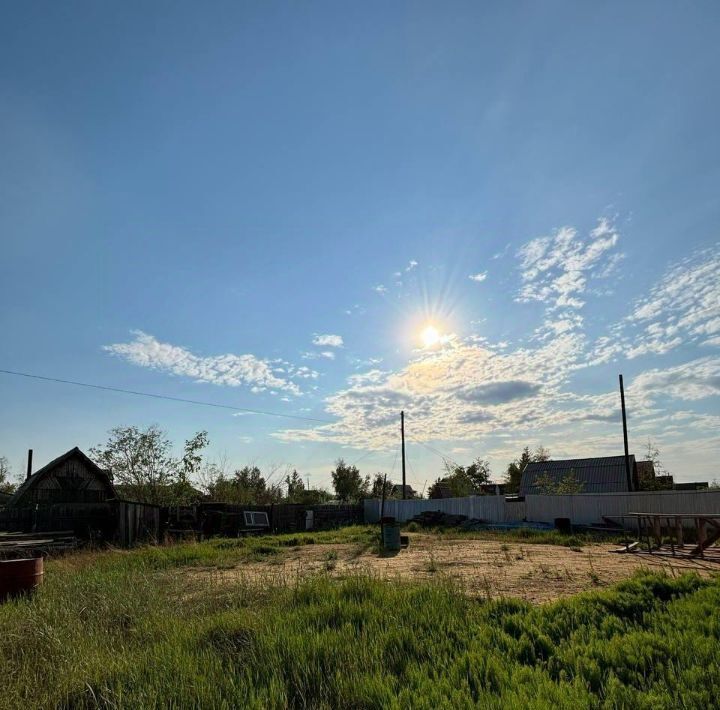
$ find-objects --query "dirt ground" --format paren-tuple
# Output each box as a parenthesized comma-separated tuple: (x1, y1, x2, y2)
(188, 533, 720, 604)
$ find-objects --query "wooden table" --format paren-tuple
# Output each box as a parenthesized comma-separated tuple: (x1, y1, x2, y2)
(624, 512, 720, 559)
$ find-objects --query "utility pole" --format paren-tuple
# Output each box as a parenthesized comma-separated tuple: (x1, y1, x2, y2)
(619, 374, 632, 491)
(401, 410, 407, 499)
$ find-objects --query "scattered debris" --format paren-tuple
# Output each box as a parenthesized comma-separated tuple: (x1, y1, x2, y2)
(0, 530, 79, 558)
(408, 511, 468, 527)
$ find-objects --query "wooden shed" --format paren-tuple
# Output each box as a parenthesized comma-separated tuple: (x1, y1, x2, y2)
(2, 447, 116, 537)
(8, 447, 115, 508)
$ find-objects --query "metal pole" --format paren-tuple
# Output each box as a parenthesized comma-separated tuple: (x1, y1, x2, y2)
(401, 411, 407, 499)
(619, 375, 632, 491)
(26, 449, 33, 480)
(379, 473, 387, 545)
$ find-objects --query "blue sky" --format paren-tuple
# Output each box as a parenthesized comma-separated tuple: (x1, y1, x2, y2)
(1, 1, 719, 490)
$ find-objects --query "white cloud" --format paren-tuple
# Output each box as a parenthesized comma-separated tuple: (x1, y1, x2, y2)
(276, 333, 585, 449)
(516, 219, 620, 312)
(630, 356, 720, 401)
(372, 284, 387, 294)
(468, 271, 487, 282)
(302, 351, 335, 361)
(405, 260, 418, 272)
(104, 331, 302, 395)
(312, 334, 344, 348)
(587, 243, 720, 363)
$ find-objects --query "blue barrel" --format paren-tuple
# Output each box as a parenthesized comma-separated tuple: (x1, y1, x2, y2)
(382, 517, 401, 551)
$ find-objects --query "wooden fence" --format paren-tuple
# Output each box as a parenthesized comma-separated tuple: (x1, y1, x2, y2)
(115, 501, 162, 546)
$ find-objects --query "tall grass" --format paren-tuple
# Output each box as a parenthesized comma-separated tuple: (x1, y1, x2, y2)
(1, 539, 718, 708)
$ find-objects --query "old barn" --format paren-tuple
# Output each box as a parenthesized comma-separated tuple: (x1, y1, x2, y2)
(1, 447, 160, 545)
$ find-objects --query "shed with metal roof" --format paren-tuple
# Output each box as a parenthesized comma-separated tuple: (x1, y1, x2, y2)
(519, 455, 637, 495)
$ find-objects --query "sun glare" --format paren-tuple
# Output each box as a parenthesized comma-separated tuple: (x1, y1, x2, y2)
(420, 324, 441, 348)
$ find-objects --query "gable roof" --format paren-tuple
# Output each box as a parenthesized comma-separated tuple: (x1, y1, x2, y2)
(519, 455, 635, 495)
(7, 447, 116, 507)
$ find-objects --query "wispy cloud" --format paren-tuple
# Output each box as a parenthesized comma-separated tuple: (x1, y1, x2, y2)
(516, 218, 620, 312)
(104, 330, 302, 395)
(468, 271, 488, 282)
(312, 334, 344, 348)
(586, 243, 720, 364)
(302, 350, 335, 361)
(372, 284, 387, 294)
(405, 260, 418, 272)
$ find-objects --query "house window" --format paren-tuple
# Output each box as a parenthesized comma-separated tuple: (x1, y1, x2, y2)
(243, 511, 269, 527)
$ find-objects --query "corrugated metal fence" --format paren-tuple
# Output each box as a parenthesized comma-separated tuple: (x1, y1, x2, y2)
(525, 490, 720, 526)
(364, 495, 526, 523)
(364, 490, 720, 526)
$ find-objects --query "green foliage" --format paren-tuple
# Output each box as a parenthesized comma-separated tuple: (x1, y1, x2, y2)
(89, 425, 209, 505)
(331, 458, 369, 501)
(284, 469, 305, 501)
(371, 472, 391, 498)
(204, 465, 283, 505)
(428, 457, 492, 498)
(0, 543, 718, 709)
(534, 470, 585, 495)
(505, 446, 551, 494)
(0, 455, 16, 494)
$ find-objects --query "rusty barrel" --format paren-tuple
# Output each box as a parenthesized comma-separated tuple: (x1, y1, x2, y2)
(0, 557, 44, 601)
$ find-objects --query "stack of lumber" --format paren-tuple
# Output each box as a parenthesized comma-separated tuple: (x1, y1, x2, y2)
(0, 530, 78, 558)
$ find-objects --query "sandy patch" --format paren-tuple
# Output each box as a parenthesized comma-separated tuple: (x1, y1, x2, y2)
(186, 534, 719, 604)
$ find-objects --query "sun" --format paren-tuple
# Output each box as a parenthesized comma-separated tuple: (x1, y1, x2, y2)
(420, 324, 441, 348)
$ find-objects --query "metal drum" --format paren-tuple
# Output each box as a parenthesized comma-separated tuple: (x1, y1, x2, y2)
(381, 517, 401, 551)
(0, 557, 44, 602)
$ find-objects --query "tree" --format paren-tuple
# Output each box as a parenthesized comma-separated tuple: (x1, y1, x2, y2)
(331, 459, 368, 501)
(284, 469, 305, 501)
(534, 469, 584, 495)
(0, 456, 16, 495)
(370, 473, 394, 499)
(230, 465, 282, 504)
(427, 457, 492, 499)
(465, 458, 492, 490)
(89, 425, 209, 505)
(292, 487, 334, 505)
(638, 439, 674, 491)
(645, 439, 669, 476)
(504, 446, 550, 493)
(180, 431, 210, 481)
(172, 431, 210, 504)
(427, 467, 474, 498)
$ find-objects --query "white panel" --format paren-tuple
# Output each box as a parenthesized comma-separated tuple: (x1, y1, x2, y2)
(364, 490, 720, 527)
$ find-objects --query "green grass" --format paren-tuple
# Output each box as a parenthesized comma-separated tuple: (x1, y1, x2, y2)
(1, 537, 718, 709)
(409, 525, 626, 548)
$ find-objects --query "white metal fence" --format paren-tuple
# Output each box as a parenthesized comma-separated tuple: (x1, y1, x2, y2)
(525, 490, 720, 526)
(364, 495, 526, 523)
(363, 490, 720, 526)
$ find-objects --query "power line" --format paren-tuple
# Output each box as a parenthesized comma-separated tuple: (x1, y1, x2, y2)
(389, 449, 399, 476)
(350, 449, 375, 467)
(0, 368, 335, 424)
(408, 435, 462, 469)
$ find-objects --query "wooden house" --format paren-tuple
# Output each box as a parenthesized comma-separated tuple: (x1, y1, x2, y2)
(2, 447, 160, 544)
(8, 447, 115, 508)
